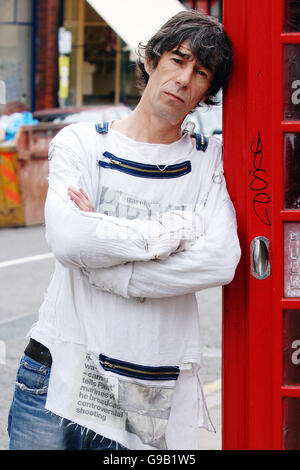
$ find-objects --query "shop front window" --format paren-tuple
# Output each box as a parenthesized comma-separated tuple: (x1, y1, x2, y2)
(83, 24, 117, 104)
(64, 0, 141, 107)
(0, 0, 33, 109)
(119, 41, 140, 107)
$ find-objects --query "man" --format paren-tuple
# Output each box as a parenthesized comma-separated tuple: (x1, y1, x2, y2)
(8, 10, 240, 450)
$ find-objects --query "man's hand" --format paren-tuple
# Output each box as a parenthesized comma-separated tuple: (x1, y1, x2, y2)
(68, 187, 94, 212)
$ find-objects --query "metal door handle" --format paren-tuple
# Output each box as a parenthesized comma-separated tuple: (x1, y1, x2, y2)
(251, 236, 270, 279)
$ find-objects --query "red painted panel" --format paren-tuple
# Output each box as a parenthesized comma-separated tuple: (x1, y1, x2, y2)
(223, 0, 300, 449)
(222, 0, 248, 450)
(223, 0, 276, 449)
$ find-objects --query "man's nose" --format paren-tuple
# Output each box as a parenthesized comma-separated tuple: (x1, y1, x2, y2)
(176, 65, 193, 87)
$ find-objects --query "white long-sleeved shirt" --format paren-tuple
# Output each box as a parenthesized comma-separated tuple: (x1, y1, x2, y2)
(28, 122, 241, 450)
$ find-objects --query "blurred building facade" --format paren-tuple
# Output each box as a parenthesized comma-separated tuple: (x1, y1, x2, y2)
(0, 0, 35, 111)
(184, 0, 222, 16)
(0, 0, 222, 113)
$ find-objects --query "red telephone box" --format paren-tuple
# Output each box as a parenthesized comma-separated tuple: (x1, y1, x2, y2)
(222, 0, 300, 449)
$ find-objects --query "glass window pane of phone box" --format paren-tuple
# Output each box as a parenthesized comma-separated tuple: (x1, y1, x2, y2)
(284, 0, 300, 32)
(283, 45, 300, 121)
(283, 310, 300, 385)
(283, 398, 300, 450)
(284, 134, 300, 209)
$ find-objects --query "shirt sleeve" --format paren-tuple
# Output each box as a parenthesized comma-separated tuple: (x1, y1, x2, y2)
(83, 159, 241, 299)
(45, 124, 188, 270)
(127, 175, 241, 298)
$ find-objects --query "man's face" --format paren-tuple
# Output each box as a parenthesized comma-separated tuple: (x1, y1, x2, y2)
(144, 41, 213, 125)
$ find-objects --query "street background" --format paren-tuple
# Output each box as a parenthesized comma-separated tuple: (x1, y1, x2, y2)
(0, 224, 222, 450)
(0, 0, 223, 451)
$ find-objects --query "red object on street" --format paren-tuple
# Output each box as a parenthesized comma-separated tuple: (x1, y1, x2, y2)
(0, 144, 25, 227)
(15, 123, 66, 226)
(223, 0, 300, 449)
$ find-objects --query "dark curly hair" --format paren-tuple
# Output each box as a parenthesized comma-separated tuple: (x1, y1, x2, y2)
(136, 10, 233, 107)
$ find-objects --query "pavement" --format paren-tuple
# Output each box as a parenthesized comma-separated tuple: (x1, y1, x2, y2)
(199, 380, 221, 450)
(0, 225, 222, 451)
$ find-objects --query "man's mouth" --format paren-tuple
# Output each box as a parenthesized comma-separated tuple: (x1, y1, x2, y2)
(164, 92, 185, 103)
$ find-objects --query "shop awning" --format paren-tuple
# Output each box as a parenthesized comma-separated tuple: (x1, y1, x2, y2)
(87, 0, 186, 56)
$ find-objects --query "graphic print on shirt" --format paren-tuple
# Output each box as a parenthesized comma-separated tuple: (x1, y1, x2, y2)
(68, 351, 176, 449)
(96, 185, 186, 221)
(95, 185, 205, 244)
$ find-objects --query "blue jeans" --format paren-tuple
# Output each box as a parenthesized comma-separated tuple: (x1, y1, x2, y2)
(8, 354, 127, 450)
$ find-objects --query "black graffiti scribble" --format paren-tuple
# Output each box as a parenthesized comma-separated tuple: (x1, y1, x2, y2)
(249, 132, 271, 226)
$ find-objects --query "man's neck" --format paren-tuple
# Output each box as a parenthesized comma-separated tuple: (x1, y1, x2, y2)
(111, 100, 183, 145)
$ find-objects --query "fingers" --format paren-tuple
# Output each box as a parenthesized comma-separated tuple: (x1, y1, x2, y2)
(80, 188, 89, 199)
(68, 187, 94, 212)
(69, 187, 88, 203)
(67, 188, 87, 210)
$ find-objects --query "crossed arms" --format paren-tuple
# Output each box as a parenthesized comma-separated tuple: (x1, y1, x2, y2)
(45, 125, 241, 299)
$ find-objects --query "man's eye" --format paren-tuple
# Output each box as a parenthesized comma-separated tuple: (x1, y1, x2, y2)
(172, 58, 182, 64)
(197, 70, 208, 78)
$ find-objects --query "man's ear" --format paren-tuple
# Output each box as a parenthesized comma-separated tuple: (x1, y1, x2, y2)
(144, 55, 154, 76)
